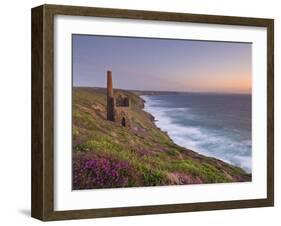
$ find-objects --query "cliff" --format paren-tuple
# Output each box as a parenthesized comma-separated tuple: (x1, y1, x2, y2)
(73, 87, 251, 189)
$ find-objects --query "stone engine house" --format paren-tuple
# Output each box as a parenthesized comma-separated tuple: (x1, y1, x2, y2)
(106, 70, 131, 127)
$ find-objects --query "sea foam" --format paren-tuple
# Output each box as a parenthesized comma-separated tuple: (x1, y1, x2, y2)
(142, 95, 252, 173)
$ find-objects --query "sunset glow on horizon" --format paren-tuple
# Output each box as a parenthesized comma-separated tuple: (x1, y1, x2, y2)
(73, 35, 252, 94)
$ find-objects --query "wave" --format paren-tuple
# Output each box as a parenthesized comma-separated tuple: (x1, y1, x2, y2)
(142, 95, 252, 173)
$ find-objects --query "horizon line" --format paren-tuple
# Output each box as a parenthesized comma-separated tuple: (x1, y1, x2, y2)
(73, 86, 251, 95)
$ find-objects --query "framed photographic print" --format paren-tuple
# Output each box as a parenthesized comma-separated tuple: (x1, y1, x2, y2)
(31, 4, 274, 221)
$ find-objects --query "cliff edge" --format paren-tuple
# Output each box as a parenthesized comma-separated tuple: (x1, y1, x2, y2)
(73, 87, 251, 189)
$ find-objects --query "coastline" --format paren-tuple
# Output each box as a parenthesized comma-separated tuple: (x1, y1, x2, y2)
(141, 94, 251, 173)
(73, 87, 251, 189)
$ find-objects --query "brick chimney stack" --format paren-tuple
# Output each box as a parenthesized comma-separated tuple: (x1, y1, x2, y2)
(107, 70, 115, 121)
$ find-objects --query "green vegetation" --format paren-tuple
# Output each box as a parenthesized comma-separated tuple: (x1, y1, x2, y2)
(72, 87, 251, 189)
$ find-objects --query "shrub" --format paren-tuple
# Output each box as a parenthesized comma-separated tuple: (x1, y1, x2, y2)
(73, 154, 136, 189)
(142, 168, 166, 186)
(74, 143, 91, 152)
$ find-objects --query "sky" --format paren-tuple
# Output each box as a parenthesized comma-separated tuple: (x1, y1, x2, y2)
(72, 34, 252, 94)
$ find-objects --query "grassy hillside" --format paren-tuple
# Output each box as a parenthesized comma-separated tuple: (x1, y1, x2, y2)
(72, 87, 251, 189)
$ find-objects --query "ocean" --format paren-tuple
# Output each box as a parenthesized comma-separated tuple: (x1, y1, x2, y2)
(142, 93, 252, 173)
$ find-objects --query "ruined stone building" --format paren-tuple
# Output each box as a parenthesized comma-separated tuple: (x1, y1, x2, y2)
(106, 70, 131, 127)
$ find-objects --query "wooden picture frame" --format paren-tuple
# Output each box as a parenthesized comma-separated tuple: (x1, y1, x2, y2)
(31, 4, 274, 221)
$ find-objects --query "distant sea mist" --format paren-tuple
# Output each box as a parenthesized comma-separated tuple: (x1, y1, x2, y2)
(142, 93, 252, 173)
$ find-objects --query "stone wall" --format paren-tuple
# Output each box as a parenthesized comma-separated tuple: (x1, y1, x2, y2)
(114, 107, 131, 128)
